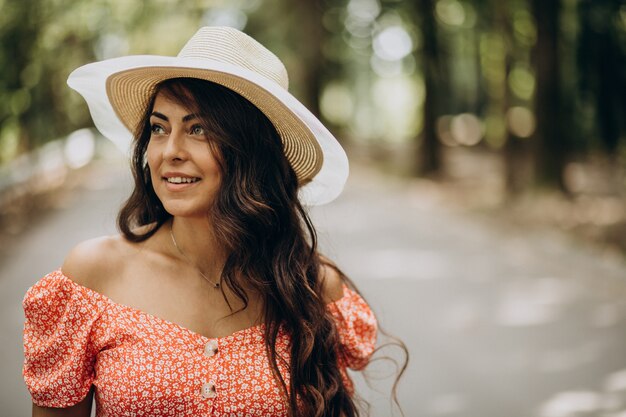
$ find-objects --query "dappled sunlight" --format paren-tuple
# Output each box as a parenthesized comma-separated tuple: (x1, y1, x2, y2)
(493, 277, 579, 327)
(426, 392, 470, 415)
(605, 369, 626, 392)
(536, 378, 626, 417)
(346, 248, 450, 281)
(538, 391, 604, 417)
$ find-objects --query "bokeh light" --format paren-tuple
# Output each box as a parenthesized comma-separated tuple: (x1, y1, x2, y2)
(64, 128, 96, 169)
(346, 0, 381, 24)
(436, 0, 466, 27)
(373, 25, 413, 61)
(371, 76, 424, 142)
(437, 115, 456, 147)
(513, 9, 537, 46)
(509, 65, 535, 100)
(37, 140, 68, 190)
(320, 82, 354, 126)
(483, 113, 507, 149)
(201, 7, 248, 29)
(506, 106, 535, 138)
(450, 113, 483, 146)
(0, 118, 20, 163)
(95, 33, 129, 60)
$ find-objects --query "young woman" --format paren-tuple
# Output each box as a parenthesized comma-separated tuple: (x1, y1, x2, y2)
(22, 27, 387, 417)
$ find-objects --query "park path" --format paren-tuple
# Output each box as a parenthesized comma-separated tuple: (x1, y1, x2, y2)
(2, 154, 626, 417)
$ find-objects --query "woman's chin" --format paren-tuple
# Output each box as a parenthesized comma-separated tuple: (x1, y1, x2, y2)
(163, 204, 210, 219)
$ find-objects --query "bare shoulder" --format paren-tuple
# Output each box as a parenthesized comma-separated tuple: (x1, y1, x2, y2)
(61, 235, 129, 293)
(319, 256, 346, 303)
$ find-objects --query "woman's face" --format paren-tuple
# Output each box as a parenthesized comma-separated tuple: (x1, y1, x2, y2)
(146, 91, 221, 218)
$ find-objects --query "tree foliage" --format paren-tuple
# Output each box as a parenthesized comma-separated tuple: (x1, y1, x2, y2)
(1, 0, 624, 195)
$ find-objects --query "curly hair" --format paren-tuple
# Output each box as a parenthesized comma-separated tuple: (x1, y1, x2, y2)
(117, 77, 404, 416)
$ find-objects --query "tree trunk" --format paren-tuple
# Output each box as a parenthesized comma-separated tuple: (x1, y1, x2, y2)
(578, 0, 624, 156)
(497, 0, 527, 197)
(297, 0, 324, 118)
(414, 0, 443, 176)
(531, 0, 567, 190)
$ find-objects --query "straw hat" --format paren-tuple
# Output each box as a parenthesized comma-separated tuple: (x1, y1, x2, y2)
(67, 26, 348, 205)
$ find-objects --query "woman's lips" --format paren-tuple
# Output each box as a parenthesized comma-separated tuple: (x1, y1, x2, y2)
(162, 176, 201, 191)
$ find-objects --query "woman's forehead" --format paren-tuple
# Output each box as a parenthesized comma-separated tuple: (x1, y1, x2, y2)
(152, 91, 198, 118)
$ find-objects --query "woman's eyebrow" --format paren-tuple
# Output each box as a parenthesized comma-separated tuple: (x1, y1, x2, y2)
(150, 111, 199, 122)
(150, 111, 168, 121)
(182, 113, 199, 122)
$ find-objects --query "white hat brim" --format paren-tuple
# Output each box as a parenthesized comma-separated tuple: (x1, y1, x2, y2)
(67, 55, 348, 206)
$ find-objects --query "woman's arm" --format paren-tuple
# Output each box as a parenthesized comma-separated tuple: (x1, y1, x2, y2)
(32, 386, 94, 417)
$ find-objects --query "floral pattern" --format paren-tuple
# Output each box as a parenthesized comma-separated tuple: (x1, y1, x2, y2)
(22, 270, 377, 416)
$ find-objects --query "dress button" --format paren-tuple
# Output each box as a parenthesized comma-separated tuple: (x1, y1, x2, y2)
(204, 340, 218, 357)
(201, 381, 217, 399)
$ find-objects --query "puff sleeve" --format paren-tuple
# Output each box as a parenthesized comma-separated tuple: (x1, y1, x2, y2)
(22, 270, 105, 408)
(327, 285, 378, 370)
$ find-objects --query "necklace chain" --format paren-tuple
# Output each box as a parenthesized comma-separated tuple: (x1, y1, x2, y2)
(169, 222, 220, 289)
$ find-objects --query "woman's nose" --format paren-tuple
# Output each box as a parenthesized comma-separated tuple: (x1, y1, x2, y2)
(163, 131, 188, 161)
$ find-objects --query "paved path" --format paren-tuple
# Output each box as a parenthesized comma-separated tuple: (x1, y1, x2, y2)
(3, 156, 626, 417)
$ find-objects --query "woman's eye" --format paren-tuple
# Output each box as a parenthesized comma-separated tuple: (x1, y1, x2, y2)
(190, 125, 205, 136)
(150, 124, 165, 135)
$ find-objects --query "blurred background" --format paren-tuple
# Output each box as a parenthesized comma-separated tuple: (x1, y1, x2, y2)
(2, 0, 626, 416)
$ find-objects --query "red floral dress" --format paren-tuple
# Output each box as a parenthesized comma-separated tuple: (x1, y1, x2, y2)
(22, 270, 377, 416)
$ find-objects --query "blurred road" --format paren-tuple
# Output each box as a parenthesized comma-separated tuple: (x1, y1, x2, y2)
(3, 156, 626, 417)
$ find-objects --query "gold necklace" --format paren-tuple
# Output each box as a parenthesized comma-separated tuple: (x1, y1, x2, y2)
(169, 222, 221, 289)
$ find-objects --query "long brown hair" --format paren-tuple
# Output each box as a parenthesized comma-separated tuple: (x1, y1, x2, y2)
(117, 77, 406, 416)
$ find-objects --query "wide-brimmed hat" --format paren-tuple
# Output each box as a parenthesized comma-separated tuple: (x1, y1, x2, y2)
(67, 26, 348, 205)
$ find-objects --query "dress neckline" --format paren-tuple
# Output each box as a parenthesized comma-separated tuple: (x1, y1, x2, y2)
(51, 269, 349, 343)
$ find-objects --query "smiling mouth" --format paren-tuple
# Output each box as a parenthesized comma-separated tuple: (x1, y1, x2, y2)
(165, 177, 201, 184)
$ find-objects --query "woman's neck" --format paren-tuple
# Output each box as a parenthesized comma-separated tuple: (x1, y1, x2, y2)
(169, 216, 226, 279)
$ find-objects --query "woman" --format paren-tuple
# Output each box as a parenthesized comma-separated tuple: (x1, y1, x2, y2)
(22, 27, 385, 417)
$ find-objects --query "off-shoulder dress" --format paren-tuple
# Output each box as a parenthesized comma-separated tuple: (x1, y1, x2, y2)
(22, 270, 377, 416)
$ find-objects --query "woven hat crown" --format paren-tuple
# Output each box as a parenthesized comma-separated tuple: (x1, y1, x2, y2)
(177, 26, 289, 90)
(68, 26, 349, 205)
